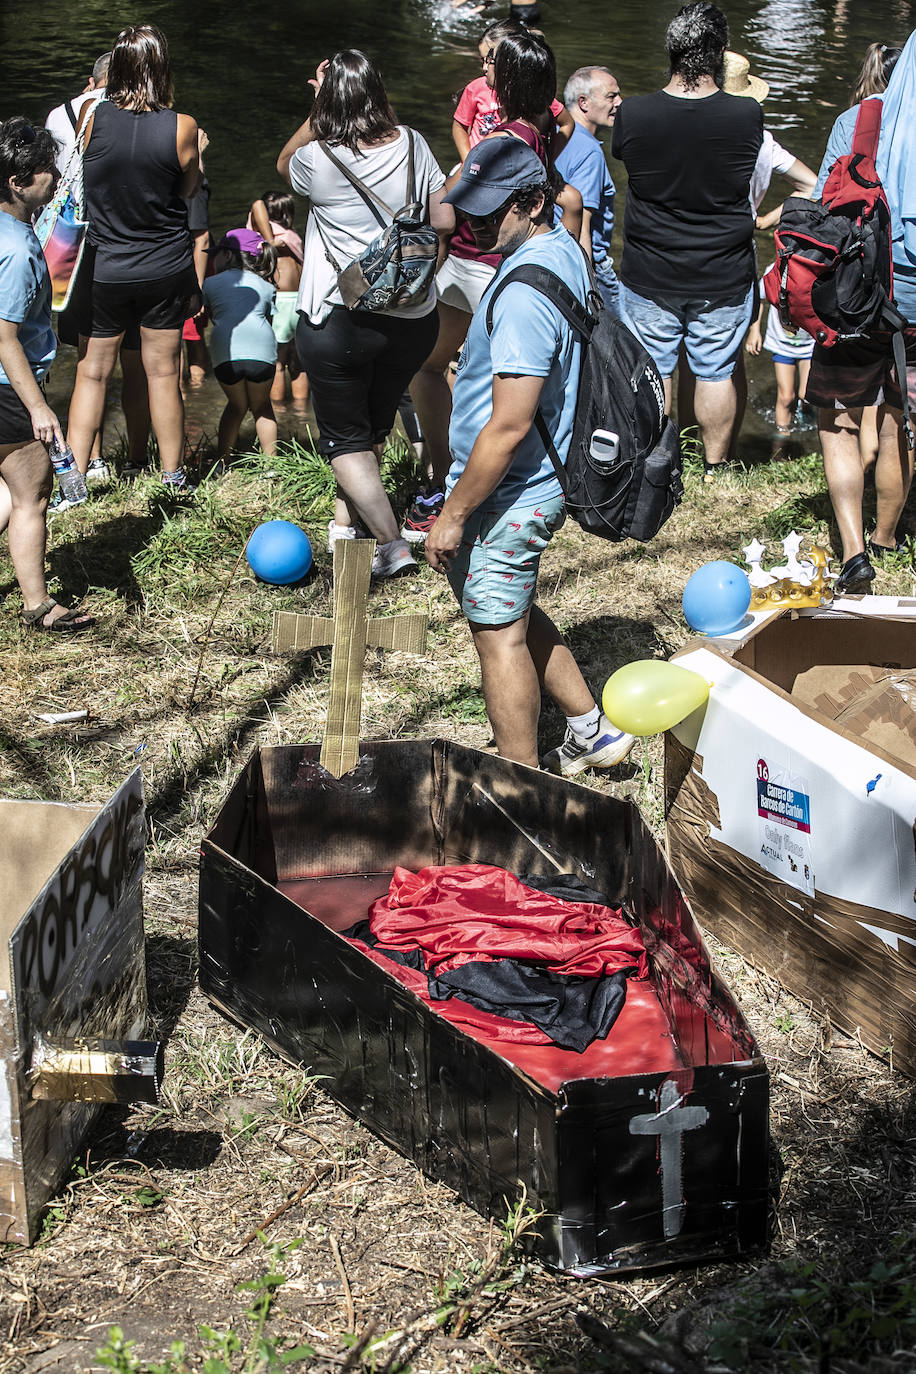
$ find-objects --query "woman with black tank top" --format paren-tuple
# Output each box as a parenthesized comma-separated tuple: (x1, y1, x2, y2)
(67, 25, 201, 490)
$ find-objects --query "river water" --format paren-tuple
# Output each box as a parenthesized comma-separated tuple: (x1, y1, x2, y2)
(3, 0, 916, 453)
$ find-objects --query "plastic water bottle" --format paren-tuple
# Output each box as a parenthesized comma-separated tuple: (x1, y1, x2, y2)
(49, 437, 88, 506)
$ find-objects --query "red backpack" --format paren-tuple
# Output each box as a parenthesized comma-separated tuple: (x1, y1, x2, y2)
(762, 99, 913, 448)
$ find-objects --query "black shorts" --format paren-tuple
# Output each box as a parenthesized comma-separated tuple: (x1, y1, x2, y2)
(0, 382, 37, 446)
(214, 359, 275, 386)
(90, 265, 200, 338)
(296, 305, 439, 459)
(57, 246, 141, 349)
(805, 328, 916, 411)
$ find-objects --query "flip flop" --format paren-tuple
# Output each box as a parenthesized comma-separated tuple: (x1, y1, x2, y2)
(21, 598, 95, 633)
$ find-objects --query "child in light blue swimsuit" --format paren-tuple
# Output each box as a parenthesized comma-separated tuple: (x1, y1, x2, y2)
(248, 192, 308, 405)
(202, 228, 278, 463)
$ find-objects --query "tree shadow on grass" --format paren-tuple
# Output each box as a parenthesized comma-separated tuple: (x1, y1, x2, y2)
(47, 508, 169, 606)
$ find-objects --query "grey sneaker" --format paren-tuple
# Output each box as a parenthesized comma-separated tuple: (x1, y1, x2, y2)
(543, 724, 635, 777)
(371, 538, 418, 578)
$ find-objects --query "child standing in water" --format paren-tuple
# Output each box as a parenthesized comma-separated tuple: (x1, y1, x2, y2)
(746, 285, 814, 435)
(202, 229, 278, 463)
(248, 191, 309, 405)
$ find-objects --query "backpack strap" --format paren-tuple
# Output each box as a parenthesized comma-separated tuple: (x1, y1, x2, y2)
(484, 263, 597, 494)
(887, 312, 916, 452)
(318, 140, 395, 230)
(851, 98, 882, 162)
(484, 263, 595, 340)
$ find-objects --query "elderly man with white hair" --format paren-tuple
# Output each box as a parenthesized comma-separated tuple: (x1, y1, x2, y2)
(556, 64, 622, 315)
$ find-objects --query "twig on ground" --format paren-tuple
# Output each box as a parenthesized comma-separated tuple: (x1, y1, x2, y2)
(329, 1231, 356, 1333)
(231, 1162, 334, 1254)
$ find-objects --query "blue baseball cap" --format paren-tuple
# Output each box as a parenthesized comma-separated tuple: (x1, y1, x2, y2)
(443, 138, 547, 216)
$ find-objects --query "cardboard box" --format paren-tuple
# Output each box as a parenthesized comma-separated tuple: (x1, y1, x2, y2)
(0, 772, 147, 1243)
(666, 610, 916, 1074)
(199, 741, 768, 1275)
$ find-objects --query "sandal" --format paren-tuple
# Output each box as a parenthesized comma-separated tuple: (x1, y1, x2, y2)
(21, 598, 95, 633)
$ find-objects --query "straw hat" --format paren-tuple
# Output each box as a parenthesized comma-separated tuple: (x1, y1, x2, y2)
(722, 50, 769, 103)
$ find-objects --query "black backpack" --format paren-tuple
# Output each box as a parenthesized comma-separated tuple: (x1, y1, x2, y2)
(485, 264, 683, 542)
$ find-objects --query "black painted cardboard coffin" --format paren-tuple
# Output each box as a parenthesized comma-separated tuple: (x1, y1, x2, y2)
(0, 772, 151, 1243)
(199, 741, 769, 1275)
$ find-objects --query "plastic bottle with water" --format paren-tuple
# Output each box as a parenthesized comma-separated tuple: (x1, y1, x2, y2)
(49, 436, 88, 506)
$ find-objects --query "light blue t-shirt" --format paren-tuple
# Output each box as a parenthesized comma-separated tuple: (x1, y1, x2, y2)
(555, 123, 616, 276)
(202, 268, 277, 368)
(0, 212, 56, 385)
(447, 226, 590, 512)
(813, 97, 916, 323)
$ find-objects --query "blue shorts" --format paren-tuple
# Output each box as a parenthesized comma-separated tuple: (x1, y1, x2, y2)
(447, 495, 566, 626)
(595, 264, 621, 320)
(620, 283, 754, 382)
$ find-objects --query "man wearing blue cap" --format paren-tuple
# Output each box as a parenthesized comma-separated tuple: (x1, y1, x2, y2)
(424, 137, 633, 776)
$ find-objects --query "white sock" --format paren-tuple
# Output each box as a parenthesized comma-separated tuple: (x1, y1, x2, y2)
(566, 705, 601, 741)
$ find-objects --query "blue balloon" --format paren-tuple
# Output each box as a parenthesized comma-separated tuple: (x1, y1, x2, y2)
(683, 560, 751, 636)
(246, 521, 313, 585)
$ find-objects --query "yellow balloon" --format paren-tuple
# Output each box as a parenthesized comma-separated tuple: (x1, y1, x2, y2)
(602, 660, 710, 736)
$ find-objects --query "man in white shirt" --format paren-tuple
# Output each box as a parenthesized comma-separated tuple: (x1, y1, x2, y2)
(45, 52, 110, 171)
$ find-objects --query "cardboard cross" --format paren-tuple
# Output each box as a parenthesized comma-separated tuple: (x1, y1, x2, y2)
(271, 539, 428, 779)
(629, 1077, 709, 1239)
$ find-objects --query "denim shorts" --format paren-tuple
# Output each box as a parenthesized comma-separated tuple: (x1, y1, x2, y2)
(620, 283, 755, 381)
(447, 494, 566, 626)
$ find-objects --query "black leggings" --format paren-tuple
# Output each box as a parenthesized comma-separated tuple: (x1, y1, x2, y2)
(296, 305, 439, 459)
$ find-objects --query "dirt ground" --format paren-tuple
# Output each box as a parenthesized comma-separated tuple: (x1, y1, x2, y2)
(0, 442, 914, 1372)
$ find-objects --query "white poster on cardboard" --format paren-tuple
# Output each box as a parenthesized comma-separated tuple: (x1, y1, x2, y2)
(755, 757, 814, 896)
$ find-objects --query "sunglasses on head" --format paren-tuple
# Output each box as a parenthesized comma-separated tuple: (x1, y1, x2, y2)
(17, 123, 37, 146)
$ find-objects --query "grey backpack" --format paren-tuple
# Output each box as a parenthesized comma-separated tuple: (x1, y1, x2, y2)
(316, 131, 439, 312)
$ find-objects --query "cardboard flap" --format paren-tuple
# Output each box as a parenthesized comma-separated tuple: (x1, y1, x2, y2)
(792, 665, 916, 767)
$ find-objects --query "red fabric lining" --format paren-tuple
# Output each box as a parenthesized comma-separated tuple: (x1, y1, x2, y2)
(367, 864, 648, 978)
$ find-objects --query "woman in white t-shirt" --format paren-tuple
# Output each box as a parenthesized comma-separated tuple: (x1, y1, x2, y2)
(278, 50, 454, 577)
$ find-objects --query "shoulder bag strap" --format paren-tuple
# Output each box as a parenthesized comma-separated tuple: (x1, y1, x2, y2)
(318, 140, 394, 230)
(404, 128, 420, 209)
(484, 263, 596, 494)
(65, 99, 79, 132)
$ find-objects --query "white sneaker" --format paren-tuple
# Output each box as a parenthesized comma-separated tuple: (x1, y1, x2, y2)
(371, 538, 419, 578)
(543, 721, 635, 776)
(327, 520, 357, 554)
(86, 458, 110, 485)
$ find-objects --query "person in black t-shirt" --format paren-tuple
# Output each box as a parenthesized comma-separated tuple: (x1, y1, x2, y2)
(611, 2, 762, 479)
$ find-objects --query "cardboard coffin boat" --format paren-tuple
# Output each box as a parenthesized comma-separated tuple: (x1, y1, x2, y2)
(199, 740, 769, 1275)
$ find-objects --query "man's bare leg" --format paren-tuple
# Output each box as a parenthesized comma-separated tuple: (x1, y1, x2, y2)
(695, 375, 738, 467)
(470, 612, 543, 767)
(469, 606, 612, 768)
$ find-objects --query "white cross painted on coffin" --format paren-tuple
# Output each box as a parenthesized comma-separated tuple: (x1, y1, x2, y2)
(629, 1078, 709, 1239)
